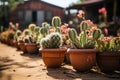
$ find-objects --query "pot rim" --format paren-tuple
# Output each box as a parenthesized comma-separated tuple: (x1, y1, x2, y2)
(67, 48, 98, 52)
(39, 48, 67, 52)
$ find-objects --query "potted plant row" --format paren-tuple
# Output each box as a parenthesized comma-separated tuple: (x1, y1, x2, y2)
(17, 24, 40, 54)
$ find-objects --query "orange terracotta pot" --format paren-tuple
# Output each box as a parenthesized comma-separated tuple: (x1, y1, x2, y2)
(68, 49, 97, 72)
(40, 49, 66, 68)
(9, 39, 14, 46)
(14, 41, 20, 50)
(18, 43, 27, 53)
(97, 52, 120, 72)
(26, 43, 39, 54)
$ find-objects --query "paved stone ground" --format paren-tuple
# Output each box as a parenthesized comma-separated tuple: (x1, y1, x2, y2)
(0, 43, 120, 80)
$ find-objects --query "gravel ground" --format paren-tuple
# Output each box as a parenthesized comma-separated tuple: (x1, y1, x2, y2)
(0, 43, 120, 80)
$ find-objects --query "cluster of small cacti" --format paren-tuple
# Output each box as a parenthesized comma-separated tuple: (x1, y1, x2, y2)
(96, 37, 120, 52)
(17, 28, 35, 43)
(39, 16, 66, 49)
(68, 21, 102, 49)
(40, 32, 63, 48)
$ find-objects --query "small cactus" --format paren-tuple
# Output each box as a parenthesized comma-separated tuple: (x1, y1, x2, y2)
(28, 24, 36, 32)
(52, 16, 61, 28)
(40, 32, 63, 49)
(92, 29, 101, 40)
(80, 21, 90, 31)
(14, 30, 22, 42)
(68, 28, 77, 42)
(40, 23, 50, 37)
(23, 35, 33, 43)
(23, 29, 31, 36)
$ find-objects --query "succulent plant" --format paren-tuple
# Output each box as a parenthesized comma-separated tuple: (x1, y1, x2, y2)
(68, 21, 102, 49)
(28, 24, 36, 32)
(52, 16, 61, 28)
(23, 35, 34, 43)
(14, 30, 22, 42)
(40, 32, 63, 49)
(23, 29, 31, 36)
(40, 22, 50, 37)
(96, 37, 120, 52)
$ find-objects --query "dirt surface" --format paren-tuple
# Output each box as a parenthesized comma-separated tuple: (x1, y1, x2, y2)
(0, 43, 120, 80)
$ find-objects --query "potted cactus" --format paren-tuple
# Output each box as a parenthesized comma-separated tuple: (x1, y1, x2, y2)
(67, 10, 102, 72)
(25, 24, 40, 54)
(39, 16, 66, 68)
(13, 30, 22, 50)
(96, 37, 120, 72)
(18, 29, 31, 53)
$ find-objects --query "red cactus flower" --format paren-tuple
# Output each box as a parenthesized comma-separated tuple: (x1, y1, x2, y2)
(50, 29, 55, 33)
(77, 10, 85, 18)
(9, 22, 13, 26)
(16, 23, 19, 27)
(104, 28, 108, 36)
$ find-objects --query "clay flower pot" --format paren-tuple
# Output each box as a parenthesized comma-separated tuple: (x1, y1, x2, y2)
(26, 43, 39, 54)
(39, 49, 66, 68)
(18, 43, 27, 53)
(9, 39, 14, 46)
(14, 41, 20, 50)
(97, 52, 120, 72)
(68, 49, 97, 72)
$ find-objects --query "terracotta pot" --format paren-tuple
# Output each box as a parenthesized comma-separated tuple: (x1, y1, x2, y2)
(40, 49, 66, 68)
(26, 43, 39, 54)
(68, 49, 97, 72)
(9, 39, 14, 46)
(97, 52, 120, 72)
(18, 43, 27, 53)
(14, 41, 20, 50)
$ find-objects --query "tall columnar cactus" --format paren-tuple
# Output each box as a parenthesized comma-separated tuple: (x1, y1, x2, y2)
(68, 28, 77, 42)
(52, 16, 61, 28)
(40, 32, 63, 49)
